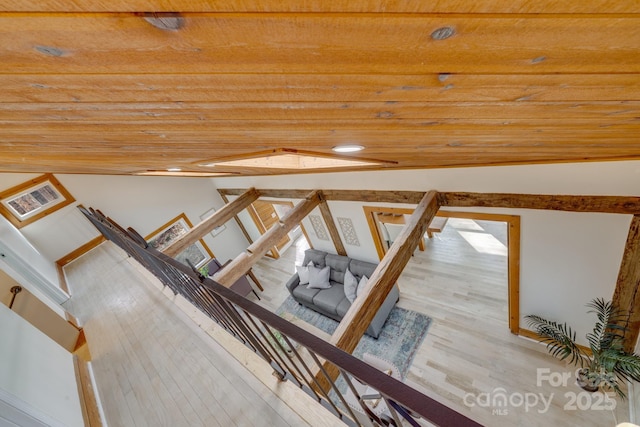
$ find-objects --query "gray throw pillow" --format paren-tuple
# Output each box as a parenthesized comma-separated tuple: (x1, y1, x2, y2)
(308, 265, 331, 289)
(343, 269, 358, 303)
(296, 261, 314, 285)
(356, 275, 369, 298)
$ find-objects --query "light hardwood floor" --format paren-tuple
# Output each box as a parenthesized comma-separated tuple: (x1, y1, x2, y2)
(63, 218, 632, 427)
(251, 218, 631, 427)
(62, 242, 327, 427)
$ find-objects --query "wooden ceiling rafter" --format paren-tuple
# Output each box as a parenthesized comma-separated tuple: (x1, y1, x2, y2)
(612, 215, 640, 352)
(163, 187, 260, 257)
(314, 190, 440, 390)
(220, 188, 640, 214)
(317, 192, 347, 257)
(213, 190, 322, 287)
(194, 188, 640, 387)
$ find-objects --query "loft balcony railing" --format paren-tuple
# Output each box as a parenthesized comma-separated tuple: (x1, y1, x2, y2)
(80, 207, 482, 427)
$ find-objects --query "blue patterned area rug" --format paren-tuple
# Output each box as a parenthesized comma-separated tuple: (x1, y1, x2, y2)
(275, 295, 431, 379)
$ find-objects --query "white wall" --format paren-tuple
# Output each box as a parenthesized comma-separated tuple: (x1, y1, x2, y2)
(517, 210, 628, 336)
(0, 174, 250, 266)
(211, 160, 640, 345)
(0, 215, 69, 305)
(301, 207, 337, 254)
(0, 214, 59, 288)
(0, 173, 99, 263)
(57, 174, 250, 263)
(300, 202, 383, 262)
(0, 304, 83, 427)
(211, 161, 640, 195)
(231, 197, 262, 244)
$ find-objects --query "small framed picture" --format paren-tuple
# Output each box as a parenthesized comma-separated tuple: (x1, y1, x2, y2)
(146, 213, 214, 269)
(200, 207, 226, 237)
(0, 174, 75, 228)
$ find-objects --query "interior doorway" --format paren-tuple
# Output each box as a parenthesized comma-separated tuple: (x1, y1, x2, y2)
(363, 206, 521, 333)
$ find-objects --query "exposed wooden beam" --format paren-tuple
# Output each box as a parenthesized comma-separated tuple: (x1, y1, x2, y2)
(219, 188, 315, 199)
(611, 215, 640, 352)
(318, 194, 347, 256)
(439, 192, 640, 214)
(219, 188, 426, 204)
(315, 190, 439, 389)
(331, 190, 438, 348)
(322, 190, 427, 204)
(214, 190, 321, 287)
(163, 188, 259, 257)
(218, 191, 255, 246)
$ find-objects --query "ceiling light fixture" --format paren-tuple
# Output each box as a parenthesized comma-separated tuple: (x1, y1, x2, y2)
(332, 145, 365, 153)
(167, 167, 182, 172)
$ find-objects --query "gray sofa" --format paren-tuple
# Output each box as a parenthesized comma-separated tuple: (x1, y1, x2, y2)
(285, 249, 399, 338)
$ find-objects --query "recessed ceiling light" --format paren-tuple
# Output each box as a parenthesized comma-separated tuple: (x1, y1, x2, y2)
(332, 145, 364, 153)
(167, 167, 182, 172)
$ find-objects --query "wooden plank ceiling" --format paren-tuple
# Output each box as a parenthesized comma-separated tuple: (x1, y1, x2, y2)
(1, 1, 639, 176)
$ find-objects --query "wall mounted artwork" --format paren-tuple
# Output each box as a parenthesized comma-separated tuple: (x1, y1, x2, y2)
(200, 207, 226, 237)
(308, 214, 329, 241)
(0, 174, 75, 228)
(146, 213, 214, 268)
(337, 217, 360, 246)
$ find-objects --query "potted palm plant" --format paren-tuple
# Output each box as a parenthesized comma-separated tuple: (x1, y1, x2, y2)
(526, 298, 640, 398)
(268, 327, 294, 357)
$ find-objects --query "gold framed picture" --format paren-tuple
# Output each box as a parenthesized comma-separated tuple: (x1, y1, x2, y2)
(145, 213, 214, 269)
(0, 174, 75, 228)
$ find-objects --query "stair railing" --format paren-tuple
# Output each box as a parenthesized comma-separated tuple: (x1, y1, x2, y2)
(80, 206, 482, 427)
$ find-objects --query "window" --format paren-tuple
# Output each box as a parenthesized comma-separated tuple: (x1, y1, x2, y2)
(0, 174, 75, 228)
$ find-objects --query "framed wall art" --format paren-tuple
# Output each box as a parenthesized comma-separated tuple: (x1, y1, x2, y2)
(0, 174, 75, 229)
(308, 214, 329, 241)
(199, 207, 226, 237)
(145, 213, 214, 269)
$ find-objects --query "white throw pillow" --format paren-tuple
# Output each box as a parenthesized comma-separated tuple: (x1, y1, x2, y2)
(343, 269, 358, 303)
(308, 265, 331, 289)
(356, 275, 369, 298)
(296, 261, 314, 285)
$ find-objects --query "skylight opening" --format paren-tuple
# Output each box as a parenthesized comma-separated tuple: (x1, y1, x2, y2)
(200, 148, 393, 171)
(134, 171, 236, 177)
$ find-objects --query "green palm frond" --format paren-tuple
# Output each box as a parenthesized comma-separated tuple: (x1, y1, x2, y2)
(525, 315, 588, 367)
(599, 350, 640, 383)
(585, 298, 627, 352)
(528, 299, 640, 400)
